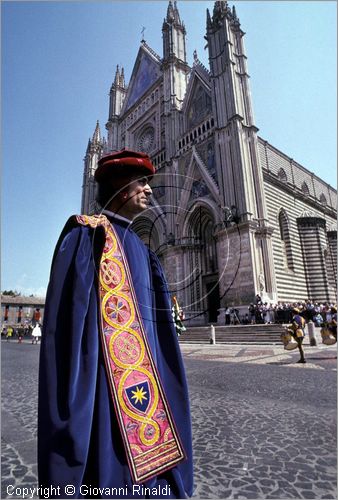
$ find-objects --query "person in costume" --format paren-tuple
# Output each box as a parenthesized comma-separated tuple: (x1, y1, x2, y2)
(291, 308, 306, 363)
(6, 325, 13, 342)
(172, 296, 186, 337)
(38, 150, 193, 499)
(32, 323, 42, 344)
(327, 305, 337, 342)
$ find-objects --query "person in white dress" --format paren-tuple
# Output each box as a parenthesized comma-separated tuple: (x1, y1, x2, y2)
(32, 323, 42, 344)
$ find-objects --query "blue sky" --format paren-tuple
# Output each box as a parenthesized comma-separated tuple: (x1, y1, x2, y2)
(2, 1, 337, 297)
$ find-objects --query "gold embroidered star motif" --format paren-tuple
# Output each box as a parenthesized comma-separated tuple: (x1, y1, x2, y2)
(131, 386, 148, 405)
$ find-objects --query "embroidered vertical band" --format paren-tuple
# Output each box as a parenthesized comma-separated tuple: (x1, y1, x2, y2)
(76, 215, 186, 483)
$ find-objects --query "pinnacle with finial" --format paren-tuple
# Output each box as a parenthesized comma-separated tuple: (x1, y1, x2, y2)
(120, 67, 125, 87)
(166, 0, 175, 22)
(173, 1, 182, 25)
(92, 120, 101, 144)
(206, 8, 212, 29)
(114, 65, 120, 84)
(232, 5, 239, 22)
(86, 138, 91, 154)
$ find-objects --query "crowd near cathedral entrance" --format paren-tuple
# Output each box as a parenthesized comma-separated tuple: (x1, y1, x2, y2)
(81, 1, 337, 326)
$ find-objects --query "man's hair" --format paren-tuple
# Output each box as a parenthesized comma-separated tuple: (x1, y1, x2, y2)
(95, 170, 149, 209)
(95, 180, 119, 209)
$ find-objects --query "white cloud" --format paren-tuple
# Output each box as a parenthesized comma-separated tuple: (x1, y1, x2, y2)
(15, 285, 47, 298)
(11, 274, 47, 297)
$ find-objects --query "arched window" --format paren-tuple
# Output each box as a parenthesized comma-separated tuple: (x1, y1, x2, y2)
(278, 210, 294, 271)
(278, 168, 287, 183)
(320, 193, 327, 206)
(301, 182, 310, 196)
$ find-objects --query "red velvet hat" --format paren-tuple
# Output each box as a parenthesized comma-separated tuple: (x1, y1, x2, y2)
(95, 149, 155, 183)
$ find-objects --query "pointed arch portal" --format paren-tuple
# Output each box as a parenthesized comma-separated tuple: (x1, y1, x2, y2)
(184, 204, 220, 323)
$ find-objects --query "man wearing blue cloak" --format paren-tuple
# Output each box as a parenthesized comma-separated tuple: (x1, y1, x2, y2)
(38, 150, 193, 498)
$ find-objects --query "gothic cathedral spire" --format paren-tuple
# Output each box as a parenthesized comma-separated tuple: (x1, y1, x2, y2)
(162, 0, 189, 114)
(81, 121, 104, 214)
(106, 64, 127, 151)
(206, 1, 277, 302)
(92, 120, 101, 144)
(206, 1, 260, 215)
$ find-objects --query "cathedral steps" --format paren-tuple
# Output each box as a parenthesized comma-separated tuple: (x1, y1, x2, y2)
(179, 324, 286, 345)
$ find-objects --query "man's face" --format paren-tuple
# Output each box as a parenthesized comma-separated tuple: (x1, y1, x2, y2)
(119, 175, 152, 219)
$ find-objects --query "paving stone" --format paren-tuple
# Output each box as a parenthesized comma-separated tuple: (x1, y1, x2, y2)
(1, 479, 13, 488)
(1, 465, 11, 475)
(236, 494, 260, 499)
(280, 472, 297, 482)
(220, 490, 233, 498)
(283, 486, 303, 498)
(9, 460, 21, 467)
(294, 482, 315, 490)
(260, 479, 276, 486)
(22, 475, 37, 483)
(260, 486, 275, 495)
(12, 465, 28, 478)
(241, 484, 261, 492)
(269, 490, 295, 499)
(230, 479, 248, 488)
(300, 492, 319, 499)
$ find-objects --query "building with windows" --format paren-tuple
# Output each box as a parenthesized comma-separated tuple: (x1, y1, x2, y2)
(81, 1, 337, 325)
(1, 295, 45, 327)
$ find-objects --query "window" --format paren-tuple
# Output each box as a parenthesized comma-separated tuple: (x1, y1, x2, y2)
(278, 210, 294, 271)
(320, 193, 327, 206)
(278, 168, 287, 183)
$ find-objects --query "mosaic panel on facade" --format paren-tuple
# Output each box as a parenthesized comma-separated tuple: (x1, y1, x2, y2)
(195, 141, 218, 185)
(186, 82, 212, 130)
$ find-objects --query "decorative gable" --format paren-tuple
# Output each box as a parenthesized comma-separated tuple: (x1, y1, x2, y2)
(124, 46, 162, 112)
(186, 80, 212, 129)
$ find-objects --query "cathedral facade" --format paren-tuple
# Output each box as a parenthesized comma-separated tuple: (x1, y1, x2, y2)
(81, 1, 337, 325)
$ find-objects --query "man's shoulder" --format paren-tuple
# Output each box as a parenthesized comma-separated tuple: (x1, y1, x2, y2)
(53, 215, 104, 260)
(67, 214, 109, 229)
(59, 214, 110, 240)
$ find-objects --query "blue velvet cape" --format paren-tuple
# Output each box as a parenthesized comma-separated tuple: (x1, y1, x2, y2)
(38, 215, 193, 499)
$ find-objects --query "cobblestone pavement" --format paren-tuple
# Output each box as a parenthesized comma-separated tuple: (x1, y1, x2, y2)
(1, 340, 336, 499)
(180, 341, 337, 372)
(185, 345, 336, 499)
(2, 342, 39, 499)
